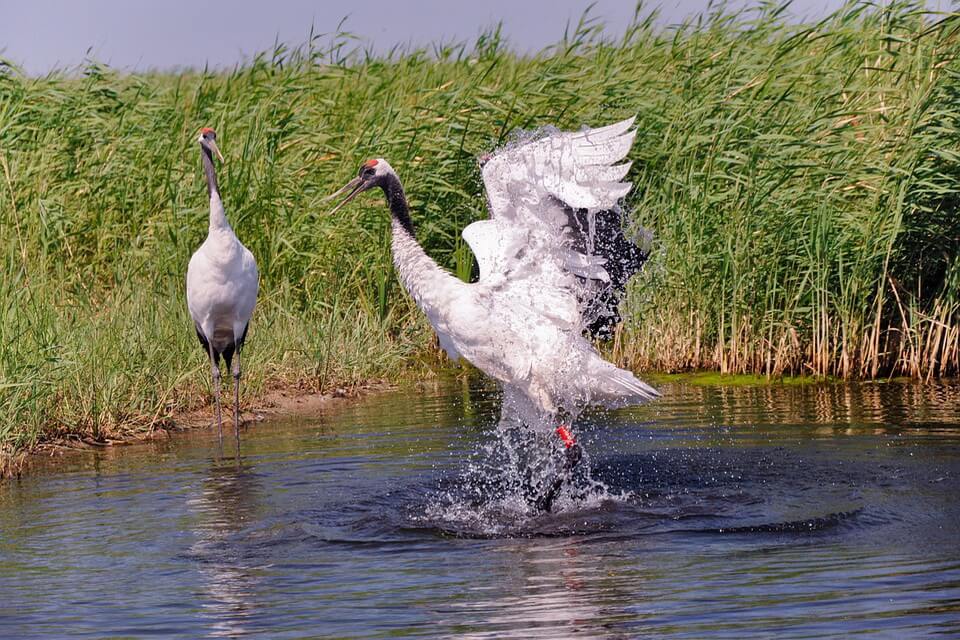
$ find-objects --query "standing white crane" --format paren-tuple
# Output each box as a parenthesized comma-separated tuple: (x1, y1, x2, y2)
(186, 128, 259, 452)
(327, 117, 659, 510)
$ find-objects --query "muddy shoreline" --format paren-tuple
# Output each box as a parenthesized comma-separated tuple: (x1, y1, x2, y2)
(0, 380, 396, 480)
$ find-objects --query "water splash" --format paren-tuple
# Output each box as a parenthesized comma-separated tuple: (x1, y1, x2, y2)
(416, 121, 655, 534)
(417, 406, 633, 537)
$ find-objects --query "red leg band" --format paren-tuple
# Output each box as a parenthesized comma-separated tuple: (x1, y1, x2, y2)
(556, 425, 576, 449)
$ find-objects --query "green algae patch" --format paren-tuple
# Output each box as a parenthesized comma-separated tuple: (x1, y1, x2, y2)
(645, 372, 837, 387)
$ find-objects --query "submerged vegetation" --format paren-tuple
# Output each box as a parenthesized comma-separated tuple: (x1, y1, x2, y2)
(1, 1, 959, 456)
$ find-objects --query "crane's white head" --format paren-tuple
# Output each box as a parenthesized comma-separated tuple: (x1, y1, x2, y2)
(197, 127, 224, 162)
(325, 158, 397, 215)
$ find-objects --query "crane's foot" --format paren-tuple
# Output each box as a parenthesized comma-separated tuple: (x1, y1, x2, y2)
(532, 425, 582, 513)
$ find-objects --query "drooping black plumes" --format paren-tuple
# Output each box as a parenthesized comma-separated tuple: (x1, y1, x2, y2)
(567, 205, 649, 340)
(195, 323, 248, 373)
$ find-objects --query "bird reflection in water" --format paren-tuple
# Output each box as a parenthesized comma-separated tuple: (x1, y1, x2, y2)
(185, 460, 264, 637)
(444, 538, 632, 639)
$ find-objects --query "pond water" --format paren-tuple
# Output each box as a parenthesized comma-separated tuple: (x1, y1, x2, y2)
(1, 378, 959, 638)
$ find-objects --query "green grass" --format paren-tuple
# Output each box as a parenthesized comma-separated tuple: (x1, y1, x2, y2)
(1, 1, 959, 457)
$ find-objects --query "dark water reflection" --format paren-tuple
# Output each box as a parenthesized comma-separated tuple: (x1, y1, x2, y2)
(1, 378, 959, 638)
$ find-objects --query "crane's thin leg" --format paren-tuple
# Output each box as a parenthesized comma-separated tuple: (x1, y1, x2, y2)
(232, 350, 242, 456)
(534, 425, 582, 513)
(208, 342, 223, 450)
(556, 425, 582, 469)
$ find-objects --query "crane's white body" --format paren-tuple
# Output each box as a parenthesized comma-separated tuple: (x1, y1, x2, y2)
(186, 191, 259, 350)
(386, 116, 658, 422)
(186, 191, 258, 350)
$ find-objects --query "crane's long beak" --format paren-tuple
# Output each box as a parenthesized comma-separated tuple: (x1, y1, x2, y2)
(208, 139, 225, 163)
(324, 176, 367, 215)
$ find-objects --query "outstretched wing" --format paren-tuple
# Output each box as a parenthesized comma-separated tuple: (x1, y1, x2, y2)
(464, 116, 645, 334)
(482, 116, 636, 217)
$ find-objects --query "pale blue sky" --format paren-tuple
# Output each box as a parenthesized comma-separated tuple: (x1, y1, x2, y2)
(0, 1, 951, 74)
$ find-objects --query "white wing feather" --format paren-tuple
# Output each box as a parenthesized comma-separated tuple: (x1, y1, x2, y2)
(481, 115, 637, 219)
(463, 116, 637, 328)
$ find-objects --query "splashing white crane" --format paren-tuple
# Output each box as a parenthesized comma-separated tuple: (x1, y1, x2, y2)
(327, 117, 658, 508)
(186, 128, 259, 452)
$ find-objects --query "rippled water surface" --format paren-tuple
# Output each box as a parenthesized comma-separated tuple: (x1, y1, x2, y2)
(2, 379, 959, 638)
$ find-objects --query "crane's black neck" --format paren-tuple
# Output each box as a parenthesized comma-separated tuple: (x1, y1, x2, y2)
(201, 145, 220, 197)
(381, 173, 415, 237)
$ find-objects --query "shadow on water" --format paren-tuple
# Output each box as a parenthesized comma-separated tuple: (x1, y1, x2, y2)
(1, 378, 959, 638)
